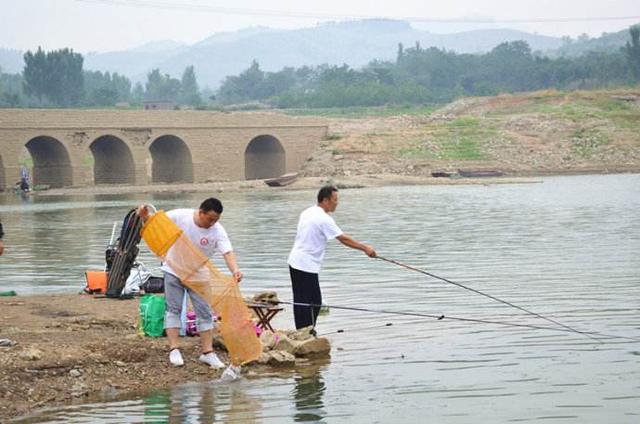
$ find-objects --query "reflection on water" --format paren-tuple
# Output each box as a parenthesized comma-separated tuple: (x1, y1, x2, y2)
(293, 360, 328, 422)
(2, 174, 640, 423)
(16, 378, 263, 424)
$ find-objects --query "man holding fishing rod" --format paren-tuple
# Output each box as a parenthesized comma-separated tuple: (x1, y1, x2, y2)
(288, 185, 376, 333)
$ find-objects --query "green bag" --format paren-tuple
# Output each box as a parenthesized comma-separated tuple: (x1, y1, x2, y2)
(139, 295, 166, 337)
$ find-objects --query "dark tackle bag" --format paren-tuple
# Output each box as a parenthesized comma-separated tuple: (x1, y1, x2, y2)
(141, 276, 165, 294)
(106, 209, 143, 298)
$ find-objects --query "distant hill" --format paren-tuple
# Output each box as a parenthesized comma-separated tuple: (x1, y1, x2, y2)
(1, 20, 637, 88)
(546, 26, 638, 57)
(84, 20, 565, 88)
(84, 40, 189, 82)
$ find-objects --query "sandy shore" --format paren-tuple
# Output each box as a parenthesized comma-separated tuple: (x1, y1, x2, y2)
(32, 174, 548, 198)
(0, 293, 321, 421)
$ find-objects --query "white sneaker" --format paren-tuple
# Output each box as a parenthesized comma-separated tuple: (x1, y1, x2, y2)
(169, 349, 184, 367)
(199, 352, 225, 369)
(220, 364, 242, 381)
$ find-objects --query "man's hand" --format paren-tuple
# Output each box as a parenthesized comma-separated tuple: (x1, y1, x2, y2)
(364, 245, 376, 258)
(137, 205, 150, 220)
(232, 269, 243, 283)
(0, 240, 4, 256)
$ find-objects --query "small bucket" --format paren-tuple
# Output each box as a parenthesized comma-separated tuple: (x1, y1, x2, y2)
(85, 270, 108, 294)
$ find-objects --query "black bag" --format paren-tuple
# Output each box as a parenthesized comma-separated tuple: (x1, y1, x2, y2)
(141, 276, 165, 294)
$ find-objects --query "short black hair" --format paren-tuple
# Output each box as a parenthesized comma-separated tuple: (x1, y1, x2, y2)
(317, 185, 338, 203)
(199, 197, 223, 214)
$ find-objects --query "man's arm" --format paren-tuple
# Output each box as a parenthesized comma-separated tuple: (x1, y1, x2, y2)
(222, 251, 243, 282)
(336, 234, 376, 257)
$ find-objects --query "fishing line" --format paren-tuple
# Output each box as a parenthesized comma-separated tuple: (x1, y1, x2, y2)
(270, 300, 640, 343)
(376, 256, 601, 342)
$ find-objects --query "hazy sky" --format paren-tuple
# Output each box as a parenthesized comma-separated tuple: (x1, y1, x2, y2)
(2, 0, 639, 52)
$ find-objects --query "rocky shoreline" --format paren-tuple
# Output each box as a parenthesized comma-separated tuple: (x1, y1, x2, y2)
(0, 293, 329, 421)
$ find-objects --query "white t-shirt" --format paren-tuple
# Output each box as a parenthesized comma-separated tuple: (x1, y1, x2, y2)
(161, 208, 233, 277)
(288, 205, 343, 273)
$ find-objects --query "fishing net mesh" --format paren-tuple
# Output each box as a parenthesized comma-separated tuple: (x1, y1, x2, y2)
(141, 210, 262, 365)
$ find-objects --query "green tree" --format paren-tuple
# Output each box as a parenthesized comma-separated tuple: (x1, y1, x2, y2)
(0, 68, 25, 107)
(84, 70, 131, 106)
(217, 60, 265, 104)
(625, 25, 640, 80)
(261, 67, 297, 98)
(178, 65, 202, 106)
(144, 69, 180, 101)
(131, 82, 145, 104)
(23, 47, 84, 106)
(22, 47, 48, 101)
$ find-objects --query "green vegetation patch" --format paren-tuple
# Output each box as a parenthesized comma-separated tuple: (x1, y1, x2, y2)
(552, 102, 596, 122)
(400, 116, 490, 160)
(594, 98, 632, 112)
(283, 104, 437, 118)
(609, 112, 640, 130)
(18, 157, 33, 168)
(83, 155, 95, 166)
(570, 128, 610, 157)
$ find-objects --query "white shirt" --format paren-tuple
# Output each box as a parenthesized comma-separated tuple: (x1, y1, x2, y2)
(161, 208, 233, 277)
(288, 205, 343, 273)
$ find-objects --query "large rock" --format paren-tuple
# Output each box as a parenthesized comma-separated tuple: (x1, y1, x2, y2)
(295, 337, 331, 357)
(273, 334, 301, 355)
(257, 351, 296, 366)
(285, 326, 315, 342)
(259, 331, 278, 351)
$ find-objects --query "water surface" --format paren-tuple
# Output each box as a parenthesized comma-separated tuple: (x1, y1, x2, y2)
(2, 174, 639, 423)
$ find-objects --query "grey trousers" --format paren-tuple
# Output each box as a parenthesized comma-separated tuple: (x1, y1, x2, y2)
(163, 272, 214, 332)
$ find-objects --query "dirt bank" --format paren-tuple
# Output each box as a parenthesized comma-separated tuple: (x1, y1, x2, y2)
(0, 293, 320, 421)
(301, 89, 640, 179)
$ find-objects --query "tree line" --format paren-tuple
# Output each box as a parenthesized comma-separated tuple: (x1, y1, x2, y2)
(1, 25, 639, 109)
(0, 47, 203, 108)
(216, 25, 640, 108)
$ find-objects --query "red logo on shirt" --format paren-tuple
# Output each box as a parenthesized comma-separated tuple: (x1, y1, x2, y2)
(200, 237, 209, 246)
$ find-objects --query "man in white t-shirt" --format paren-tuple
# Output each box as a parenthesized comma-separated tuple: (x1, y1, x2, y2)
(288, 186, 376, 332)
(139, 197, 242, 369)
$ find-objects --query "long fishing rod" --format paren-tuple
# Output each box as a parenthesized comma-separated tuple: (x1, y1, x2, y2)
(107, 209, 143, 296)
(272, 300, 640, 343)
(376, 256, 601, 342)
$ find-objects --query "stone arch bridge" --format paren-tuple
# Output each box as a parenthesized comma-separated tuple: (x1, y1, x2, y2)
(0, 109, 327, 190)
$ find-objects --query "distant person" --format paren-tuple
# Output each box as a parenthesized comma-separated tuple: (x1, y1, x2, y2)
(19, 166, 30, 192)
(288, 186, 376, 332)
(0, 218, 4, 256)
(138, 198, 243, 369)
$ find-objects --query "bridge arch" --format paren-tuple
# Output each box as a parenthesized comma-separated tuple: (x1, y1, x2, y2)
(90, 135, 135, 184)
(149, 135, 194, 183)
(244, 135, 286, 180)
(25, 136, 73, 188)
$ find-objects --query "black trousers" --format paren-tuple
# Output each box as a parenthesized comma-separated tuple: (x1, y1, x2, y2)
(289, 266, 321, 330)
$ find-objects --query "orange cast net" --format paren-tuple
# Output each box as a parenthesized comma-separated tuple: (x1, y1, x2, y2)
(141, 210, 262, 365)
